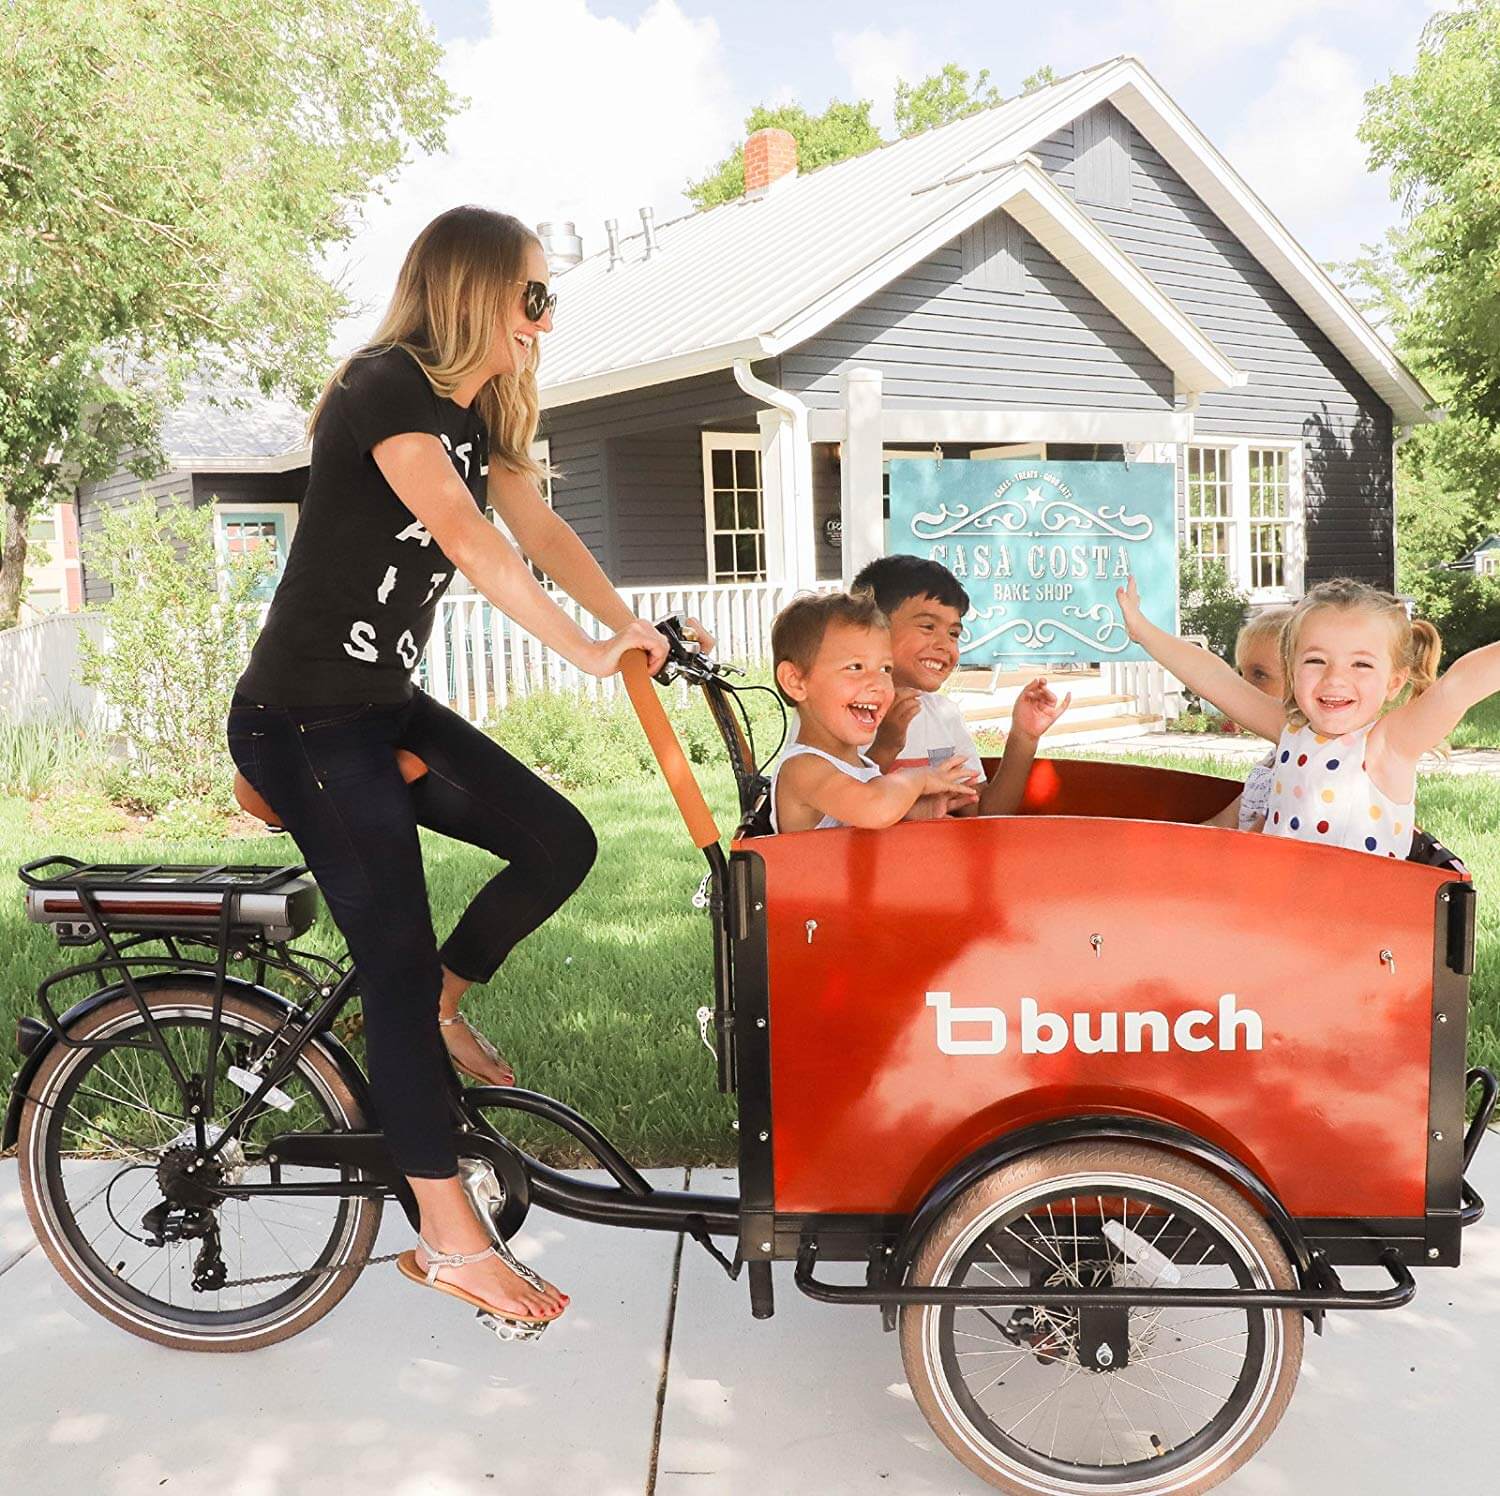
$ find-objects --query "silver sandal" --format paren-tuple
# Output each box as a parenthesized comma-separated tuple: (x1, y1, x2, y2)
(396, 1232, 558, 1342)
(438, 1012, 514, 1085)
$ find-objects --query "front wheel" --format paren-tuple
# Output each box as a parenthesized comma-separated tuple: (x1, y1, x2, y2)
(17, 986, 382, 1352)
(899, 1142, 1303, 1495)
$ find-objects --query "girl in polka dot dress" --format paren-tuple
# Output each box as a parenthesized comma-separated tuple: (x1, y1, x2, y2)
(1117, 575, 1500, 859)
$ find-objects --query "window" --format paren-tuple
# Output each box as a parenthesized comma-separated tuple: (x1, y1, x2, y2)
(1476, 548, 1499, 578)
(1183, 442, 1302, 598)
(215, 504, 298, 603)
(26, 589, 61, 615)
(702, 433, 765, 583)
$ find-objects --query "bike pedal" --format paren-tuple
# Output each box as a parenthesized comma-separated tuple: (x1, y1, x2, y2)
(476, 1309, 548, 1344)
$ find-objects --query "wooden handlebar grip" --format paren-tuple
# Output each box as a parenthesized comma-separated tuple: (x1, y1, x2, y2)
(621, 651, 721, 850)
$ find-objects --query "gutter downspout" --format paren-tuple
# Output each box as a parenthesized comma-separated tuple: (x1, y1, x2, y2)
(733, 359, 816, 590)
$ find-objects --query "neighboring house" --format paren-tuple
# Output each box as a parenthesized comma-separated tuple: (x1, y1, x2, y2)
(19, 502, 83, 619)
(1450, 534, 1500, 577)
(77, 54, 1435, 622)
(537, 55, 1434, 605)
(76, 381, 310, 605)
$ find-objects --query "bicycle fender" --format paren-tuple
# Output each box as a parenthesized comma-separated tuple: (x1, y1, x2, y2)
(4, 973, 373, 1151)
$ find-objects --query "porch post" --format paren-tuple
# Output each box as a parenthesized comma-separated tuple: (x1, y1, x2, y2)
(757, 408, 791, 585)
(840, 366, 883, 586)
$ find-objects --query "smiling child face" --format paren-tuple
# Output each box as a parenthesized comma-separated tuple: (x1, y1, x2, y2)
(1289, 606, 1407, 735)
(776, 619, 896, 750)
(886, 594, 964, 692)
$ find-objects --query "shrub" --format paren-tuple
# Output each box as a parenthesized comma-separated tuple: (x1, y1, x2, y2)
(484, 668, 787, 791)
(78, 499, 267, 813)
(1178, 548, 1249, 663)
(0, 714, 110, 799)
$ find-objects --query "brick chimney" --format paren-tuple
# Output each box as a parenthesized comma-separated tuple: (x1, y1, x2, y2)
(744, 127, 797, 196)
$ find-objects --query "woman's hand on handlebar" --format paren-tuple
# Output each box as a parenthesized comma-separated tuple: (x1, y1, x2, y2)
(584, 617, 670, 678)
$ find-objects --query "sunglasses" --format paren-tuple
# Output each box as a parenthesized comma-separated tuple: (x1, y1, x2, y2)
(517, 279, 557, 322)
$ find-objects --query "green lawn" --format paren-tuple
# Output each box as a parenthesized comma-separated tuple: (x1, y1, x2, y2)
(2, 748, 1496, 1165)
(1453, 694, 1500, 749)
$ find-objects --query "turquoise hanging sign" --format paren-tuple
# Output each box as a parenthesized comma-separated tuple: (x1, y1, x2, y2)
(886, 459, 1178, 666)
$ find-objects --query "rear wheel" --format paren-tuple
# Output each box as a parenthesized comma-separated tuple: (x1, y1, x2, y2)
(18, 986, 382, 1352)
(899, 1142, 1303, 1495)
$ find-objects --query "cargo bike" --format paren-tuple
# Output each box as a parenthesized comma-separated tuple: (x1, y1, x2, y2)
(6, 623, 1495, 1495)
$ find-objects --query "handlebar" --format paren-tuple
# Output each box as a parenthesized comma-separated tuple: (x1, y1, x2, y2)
(620, 649, 722, 851)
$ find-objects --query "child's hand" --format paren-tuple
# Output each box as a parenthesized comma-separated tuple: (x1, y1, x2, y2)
(870, 687, 922, 762)
(923, 754, 980, 805)
(1011, 677, 1072, 739)
(1115, 573, 1149, 642)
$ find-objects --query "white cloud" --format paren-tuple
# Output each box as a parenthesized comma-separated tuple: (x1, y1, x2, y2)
(326, 0, 739, 352)
(1044, 0, 1368, 76)
(833, 26, 926, 135)
(1221, 36, 1383, 246)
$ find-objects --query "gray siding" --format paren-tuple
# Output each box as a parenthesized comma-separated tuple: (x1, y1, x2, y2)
(541, 366, 763, 582)
(781, 211, 1175, 413)
(1037, 105, 1395, 585)
(77, 459, 194, 605)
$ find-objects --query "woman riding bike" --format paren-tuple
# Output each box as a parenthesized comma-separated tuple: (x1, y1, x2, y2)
(228, 205, 688, 1337)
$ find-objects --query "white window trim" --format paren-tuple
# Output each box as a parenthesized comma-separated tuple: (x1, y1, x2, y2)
(702, 432, 766, 584)
(1476, 549, 1499, 577)
(214, 501, 300, 549)
(1183, 439, 1304, 602)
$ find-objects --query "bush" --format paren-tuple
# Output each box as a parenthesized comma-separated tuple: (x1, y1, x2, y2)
(1414, 569, 1500, 668)
(1165, 707, 1232, 735)
(78, 499, 267, 813)
(484, 669, 787, 791)
(1178, 549, 1248, 663)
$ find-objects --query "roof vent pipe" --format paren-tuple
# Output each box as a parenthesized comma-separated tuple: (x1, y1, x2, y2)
(536, 220, 583, 273)
(640, 206, 658, 257)
(604, 218, 622, 269)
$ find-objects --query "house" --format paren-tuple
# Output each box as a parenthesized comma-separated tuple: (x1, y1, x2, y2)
(76, 380, 310, 606)
(19, 502, 83, 620)
(1450, 535, 1500, 577)
(71, 55, 1436, 719)
(535, 54, 1433, 607)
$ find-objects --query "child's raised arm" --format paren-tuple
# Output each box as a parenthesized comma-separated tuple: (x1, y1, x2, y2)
(780, 753, 978, 830)
(1378, 639, 1500, 764)
(1115, 576, 1287, 742)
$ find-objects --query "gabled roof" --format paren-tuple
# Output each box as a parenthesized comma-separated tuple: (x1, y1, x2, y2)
(159, 379, 310, 473)
(538, 57, 1434, 426)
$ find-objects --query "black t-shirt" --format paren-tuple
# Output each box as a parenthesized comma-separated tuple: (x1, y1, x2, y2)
(238, 346, 488, 704)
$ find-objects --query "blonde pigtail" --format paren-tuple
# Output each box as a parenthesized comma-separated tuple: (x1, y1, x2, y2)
(1408, 619, 1443, 700)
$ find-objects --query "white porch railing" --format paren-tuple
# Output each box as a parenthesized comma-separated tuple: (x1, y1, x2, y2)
(419, 579, 836, 721)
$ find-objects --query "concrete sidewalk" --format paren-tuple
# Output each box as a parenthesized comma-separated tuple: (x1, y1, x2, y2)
(2, 1154, 1498, 1495)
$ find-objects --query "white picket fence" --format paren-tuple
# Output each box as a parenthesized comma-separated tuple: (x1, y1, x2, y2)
(0, 611, 107, 725)
(417, 580, 827, 719)
(1, 587, 1175, 729)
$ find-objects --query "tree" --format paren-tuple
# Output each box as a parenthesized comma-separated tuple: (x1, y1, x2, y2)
(894, 64, 1002, 137)
(685, 100, 883, 210)
(0, 0, 456, 627)
(1361, 4, 1500, 425)
(685, 62, 1057, 211)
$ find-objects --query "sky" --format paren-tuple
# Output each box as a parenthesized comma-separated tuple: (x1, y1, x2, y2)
(327, 0, 1447, 352)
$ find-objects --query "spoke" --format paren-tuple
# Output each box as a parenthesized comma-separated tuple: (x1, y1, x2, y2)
(72, 1082, 182, 1131)
(1002, 1221, 1072, 1279)
(982, 1241, 1024, 1286)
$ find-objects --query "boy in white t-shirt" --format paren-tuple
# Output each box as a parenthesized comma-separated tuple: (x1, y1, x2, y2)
(852, 555, 1070, 816)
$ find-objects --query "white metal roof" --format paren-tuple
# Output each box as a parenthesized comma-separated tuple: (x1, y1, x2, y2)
(537, 57, 1434, 426)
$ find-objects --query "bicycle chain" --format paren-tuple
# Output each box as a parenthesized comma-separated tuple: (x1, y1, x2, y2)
(216, 1249, 404, 1290)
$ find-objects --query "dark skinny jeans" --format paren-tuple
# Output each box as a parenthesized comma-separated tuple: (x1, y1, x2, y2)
(226, 688, 597, 1177)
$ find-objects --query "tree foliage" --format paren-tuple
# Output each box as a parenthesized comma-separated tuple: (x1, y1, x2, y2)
(1362, 3, 1500, 425)
(685, 61, 1053, 211)
(0, 0, 456, 625)
(894, 64, 1002, 137)
(78, 499, 269, 811)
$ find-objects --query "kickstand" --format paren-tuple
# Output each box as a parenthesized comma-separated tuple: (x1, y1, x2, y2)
(685, 1214, 741, 1280)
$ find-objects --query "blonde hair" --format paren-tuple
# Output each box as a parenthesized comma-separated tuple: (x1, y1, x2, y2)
(309, 206, 545, 485)
(771, 591, 888, 704)
(1234, 606, 1293, 673)
(1280, 578, 1443, 728)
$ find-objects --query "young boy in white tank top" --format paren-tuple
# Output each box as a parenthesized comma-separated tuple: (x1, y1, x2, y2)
(769, 592, 981, 833)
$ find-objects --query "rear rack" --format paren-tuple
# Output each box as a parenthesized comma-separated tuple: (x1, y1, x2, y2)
(19, 856, 308, 893)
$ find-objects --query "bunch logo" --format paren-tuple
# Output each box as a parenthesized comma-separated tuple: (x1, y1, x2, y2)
(926, 991, 1263, 1057)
